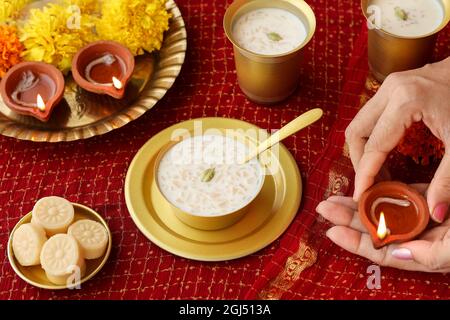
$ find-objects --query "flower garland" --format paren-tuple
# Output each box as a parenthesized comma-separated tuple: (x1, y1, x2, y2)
(19, 3, 96, 74)
(0, 0, 31, 24)
(0, 25, 24, 78)
(397, 122, 445, 165)
(10, 0, 171, 73)
(95, 0, 171, 56)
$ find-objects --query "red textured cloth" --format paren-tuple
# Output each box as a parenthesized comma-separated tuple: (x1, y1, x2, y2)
(0, 0, 449, 300)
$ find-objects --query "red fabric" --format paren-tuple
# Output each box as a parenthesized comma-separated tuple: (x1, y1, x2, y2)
(0, 0, 449, 300)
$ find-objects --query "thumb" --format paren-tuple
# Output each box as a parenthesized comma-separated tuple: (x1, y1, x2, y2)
(427, 154, 450, 223)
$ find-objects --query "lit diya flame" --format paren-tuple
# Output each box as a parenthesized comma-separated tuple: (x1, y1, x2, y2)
(370, 197, 410, 240)
(112, 76, 123, 90)
(36, 94, 46, 112)
(377, 212, 388, 240)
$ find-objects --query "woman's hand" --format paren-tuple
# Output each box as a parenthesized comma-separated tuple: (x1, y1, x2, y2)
(316, 184, 450, 272)
(345, 57, 450, 223)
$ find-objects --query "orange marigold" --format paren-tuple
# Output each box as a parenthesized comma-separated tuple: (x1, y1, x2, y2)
(0, 25, 24, 78)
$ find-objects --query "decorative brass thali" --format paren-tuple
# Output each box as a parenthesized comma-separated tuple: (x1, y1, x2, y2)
(0, 0, 187, 142)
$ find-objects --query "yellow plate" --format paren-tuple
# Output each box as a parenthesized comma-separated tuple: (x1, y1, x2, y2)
(7, 203, 112, 290)
(125, 118, 302, 261)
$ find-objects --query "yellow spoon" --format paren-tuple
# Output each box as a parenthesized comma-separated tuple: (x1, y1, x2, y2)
(243, 108, 324, 163)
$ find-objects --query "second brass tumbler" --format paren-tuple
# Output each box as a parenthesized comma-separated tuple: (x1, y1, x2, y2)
(361, 0, 450, 82)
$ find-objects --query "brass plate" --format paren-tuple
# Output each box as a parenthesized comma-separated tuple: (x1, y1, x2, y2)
(0, 0, 187, 142)
(124, 118, 302, 261)
(7, 203, 112, 290)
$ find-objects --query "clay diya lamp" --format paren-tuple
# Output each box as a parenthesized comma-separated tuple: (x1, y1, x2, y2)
(358, 181, 429, 249)
(0, 62, 65, 122)
(72, 41, 135, 100)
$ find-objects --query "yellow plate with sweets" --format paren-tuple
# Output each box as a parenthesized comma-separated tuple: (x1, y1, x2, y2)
(125, 117, 302, 261)
(7, 203, 112, 290)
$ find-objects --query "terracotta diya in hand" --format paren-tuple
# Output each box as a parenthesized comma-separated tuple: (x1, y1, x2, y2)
(72, 41, 135, 100)
(358, 181, 430, 249)
(0, 62, 65, 122)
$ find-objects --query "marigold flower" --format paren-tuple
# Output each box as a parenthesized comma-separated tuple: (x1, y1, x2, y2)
(19, 3, 96, 74)
(0, 25, 24, 78)
(95, 0, 171, 56)
(63, 0, 100, 14)
(0, 0, 31, 24)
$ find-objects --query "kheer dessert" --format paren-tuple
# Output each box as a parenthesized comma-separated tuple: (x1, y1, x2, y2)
(370, 0, 444, 37)
(157, 135, 264, 216)
(31, 196, 75, 235)
(232, 8, 307, 55)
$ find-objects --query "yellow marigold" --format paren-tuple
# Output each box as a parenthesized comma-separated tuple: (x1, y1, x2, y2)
(0, 25, 24, 78)
(0, 0, 31, 24)
(95, 0, 171, 56)
(63, 0, 100, 14)
(19, 3, 96, 74)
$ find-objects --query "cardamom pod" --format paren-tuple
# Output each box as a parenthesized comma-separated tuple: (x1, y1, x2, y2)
(267, 32, 283, 42)
(201, 168, 215, 182)
(394, 7, 408, 21)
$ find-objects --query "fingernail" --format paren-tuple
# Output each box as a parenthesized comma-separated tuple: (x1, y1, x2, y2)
(315, 201, 325, 213)
(432, 202, 448, 223)
(392, 248, 413, 260)
(352, 190, 360, 202)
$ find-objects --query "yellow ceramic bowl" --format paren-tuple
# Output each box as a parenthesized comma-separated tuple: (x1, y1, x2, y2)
(7, 203, 112, 290)
(154, 131, 266, 231)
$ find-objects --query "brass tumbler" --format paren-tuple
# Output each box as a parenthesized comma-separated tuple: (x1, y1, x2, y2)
(361, 0, 450, 82)
(223, 0, 316, 104)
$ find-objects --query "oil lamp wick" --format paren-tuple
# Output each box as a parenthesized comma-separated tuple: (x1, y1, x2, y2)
(371, 197, 410, 240)
(85, 53, 126, 89)
(370, 197, 410, 217)
(11, 71, 40, 108)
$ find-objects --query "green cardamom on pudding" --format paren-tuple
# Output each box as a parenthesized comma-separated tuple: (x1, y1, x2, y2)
(266, 32, 283, 42)
(394, 7, 408, 21)
(201, 168, 216, 182)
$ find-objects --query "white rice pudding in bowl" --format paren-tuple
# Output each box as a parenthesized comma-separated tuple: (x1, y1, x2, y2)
(156, 134, 265, 230)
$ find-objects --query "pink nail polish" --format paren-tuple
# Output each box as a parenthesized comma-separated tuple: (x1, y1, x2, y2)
(392, 248, 413, 260)
(432, 202, 449, 223)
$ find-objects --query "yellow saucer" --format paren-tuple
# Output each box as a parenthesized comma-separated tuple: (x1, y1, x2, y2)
(125, 118, 302, 261)
(7, 203, 112, 290)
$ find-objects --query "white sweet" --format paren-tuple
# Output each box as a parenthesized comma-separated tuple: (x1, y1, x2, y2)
(232, 8, 307, 55)
(68, 220, 108, 259)
(157, 135, 264, 216)
(12, 223, 47, 266)
(32, 196, 75, 236)
(370, 0, 444, 37)
(40, 234, 86, 285)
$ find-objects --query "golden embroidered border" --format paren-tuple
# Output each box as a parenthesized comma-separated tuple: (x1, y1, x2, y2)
(259, 241, 318, 300)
